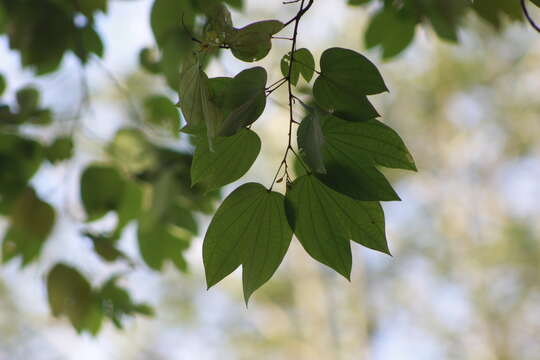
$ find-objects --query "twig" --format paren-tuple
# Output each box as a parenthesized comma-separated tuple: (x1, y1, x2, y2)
(521, 0, 540, 33)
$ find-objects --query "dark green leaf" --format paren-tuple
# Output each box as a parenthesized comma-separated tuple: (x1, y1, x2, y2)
(16, 87, 40, 113)
(203, 183, 292, 303)
(220, 67, 267, 136)
(191, 128, 261, 191)
(46, 136, 73, 163)
(47, 264, 102, 335)
(80, 165, 124, 221)
(297, 108, 326, 174)
(2, 187, 55, 265)
(0, 73, 5, 96)
(286, 175, 389, 278)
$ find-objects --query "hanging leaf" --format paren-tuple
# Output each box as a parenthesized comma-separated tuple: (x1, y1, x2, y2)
(229, 20, 284, 62)
(286, 175, 389, 278)
(192, 129, 261, 191)
(280, 48, 316, 85)
(203, 183, 292, 303)
(47, 264, 102, 335)
(2, 187, 55, 265)
(297, 107, 326, 174)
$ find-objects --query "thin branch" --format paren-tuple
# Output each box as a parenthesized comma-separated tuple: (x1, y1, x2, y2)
(270, 0, 314, 190)
(521, 0, 540, 33)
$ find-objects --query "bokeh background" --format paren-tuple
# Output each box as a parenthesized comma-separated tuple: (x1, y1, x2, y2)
(1, 1, 540, 359)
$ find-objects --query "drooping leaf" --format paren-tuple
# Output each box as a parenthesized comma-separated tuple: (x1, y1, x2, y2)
(2, 187, 55, 265)
(229, 20, 284, 62)
(286, 175, 389, 278)
(297, 108, 326, 174)
(203, 183, 292, 303)
(192, 129, 261, 191)
(365, 8, 416, 59)
(47, 264, 102, 335)
(281, 48, 316, 85)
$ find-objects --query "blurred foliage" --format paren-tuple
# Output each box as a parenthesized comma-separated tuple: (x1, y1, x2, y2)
(0, 0, 539, 339)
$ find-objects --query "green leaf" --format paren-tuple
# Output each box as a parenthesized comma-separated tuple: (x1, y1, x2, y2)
(2, 187, 55, 265)
(281, 48, 316, 86)
(203, 4, 234, 45)
(191, 129, 261, 191)
(84, 232, 128, 263)
(80, 165, 125, 221)
(144, 95, 180, 136)
(532, 0, 540, 7)
(313, 115, 415, 201)
(0, 73, 5, 96)
(297, 108, 326, 174)
(313, 47, 386, 121)
(365, 8, 416, 59)
(16, 86, 40, 113)
(229, 20, 284, 62)
(203, 183, 293, 303)
(45, 136, 73, 163)
(220, 67, 267, 136)
(151, 0, 194, 46)
(178, 57, 223, 144)
(137, 170, 196, 271)
(98, 277, 153, 329)
(321, 115, 417, 171)
(285, 175, 352, 279)
(47, 264, 102, 335)
(286, 175, 389, 278)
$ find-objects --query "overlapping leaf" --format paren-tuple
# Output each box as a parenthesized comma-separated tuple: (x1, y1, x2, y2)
(286, 175, 388, 279)
(203, 183, 292, 303)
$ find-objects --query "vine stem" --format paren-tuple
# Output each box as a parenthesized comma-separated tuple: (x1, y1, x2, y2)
(269, 0, 314, 191)
(521, 0, 540, 33)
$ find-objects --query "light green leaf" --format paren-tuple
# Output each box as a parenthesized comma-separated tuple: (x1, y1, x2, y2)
(297, 108, 326, 174)
(203, 183, 292, 303)
(2, 187, 55, 265)
(47, 264, 102, 335)
(191, 128, 261, 191)
(229, 20, 284, 62)
(281, 48, 316, 85)
(286, 175, 389, 278)
(144, 95, 180, 136)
